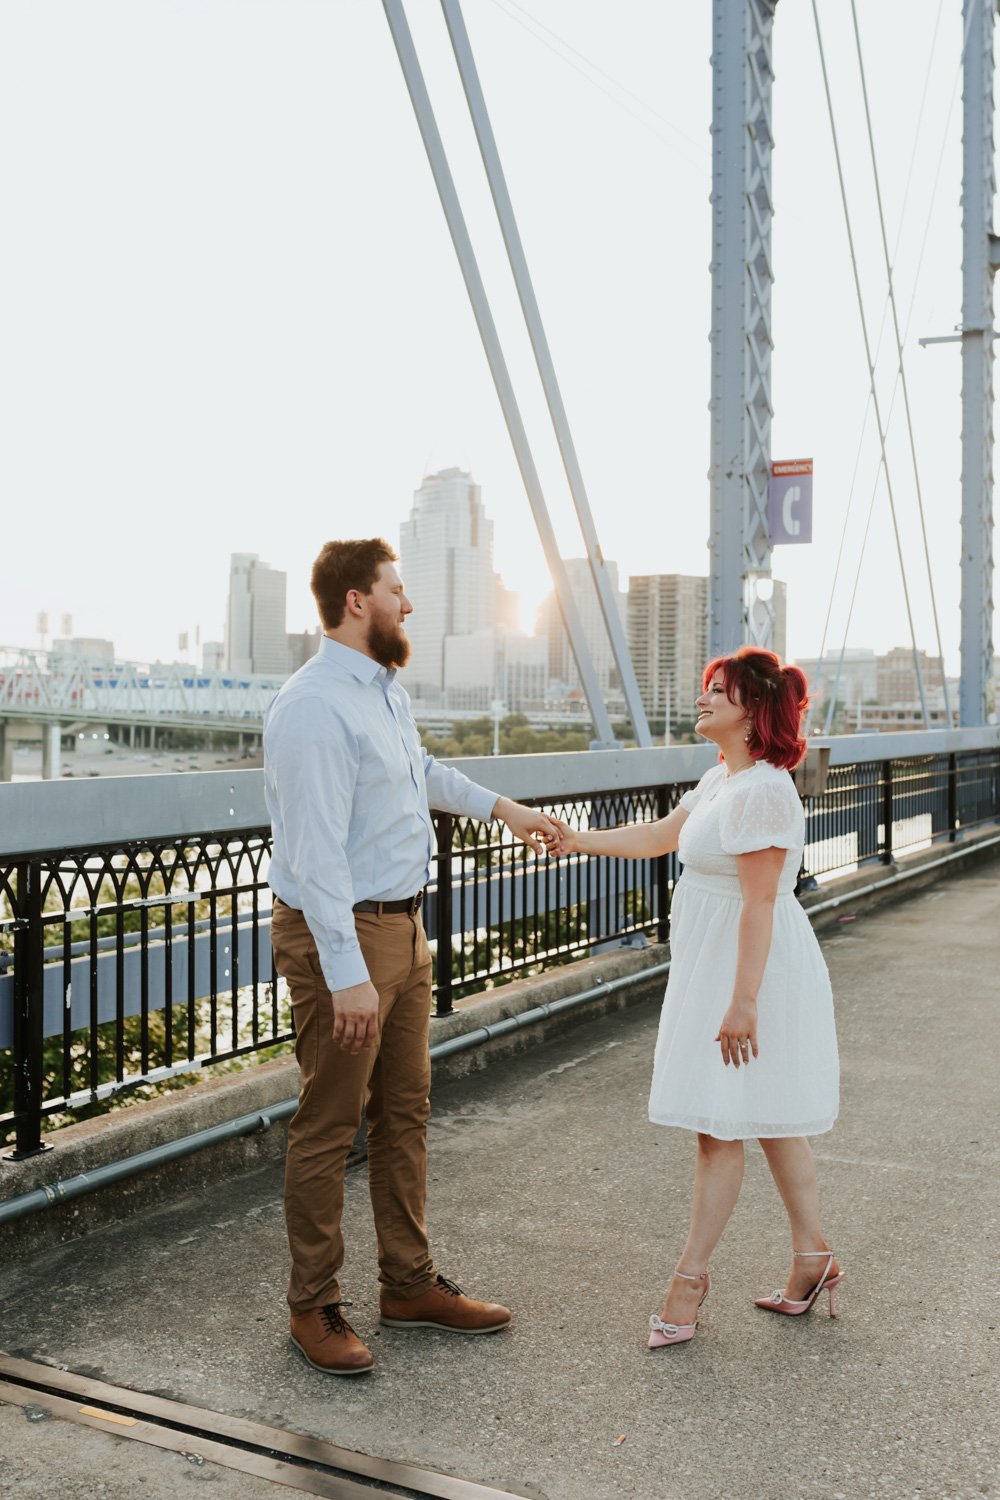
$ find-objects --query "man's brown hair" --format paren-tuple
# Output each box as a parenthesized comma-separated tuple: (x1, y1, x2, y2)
(310, 538, 398, 629)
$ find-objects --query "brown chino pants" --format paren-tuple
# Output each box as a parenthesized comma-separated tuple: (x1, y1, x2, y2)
(271, 898, 436, 1315)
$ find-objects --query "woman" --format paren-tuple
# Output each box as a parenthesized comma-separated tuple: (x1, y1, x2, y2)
(543, 647, 841, 1347)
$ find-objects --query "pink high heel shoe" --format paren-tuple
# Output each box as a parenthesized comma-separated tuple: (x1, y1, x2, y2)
(647, 1268, 711, 1348)
(754, 1250, 844, 1318)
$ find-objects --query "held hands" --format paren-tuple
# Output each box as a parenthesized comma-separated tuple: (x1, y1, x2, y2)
(493, 796, 559, 856)
(538, 815, 578, 857)
(331, 979, 380, 1054)
(715, 997, 758, 1067)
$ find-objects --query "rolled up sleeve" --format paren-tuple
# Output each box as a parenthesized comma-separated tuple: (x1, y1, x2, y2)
(422, 751, 498, 822)
(270, 700, 370, 992)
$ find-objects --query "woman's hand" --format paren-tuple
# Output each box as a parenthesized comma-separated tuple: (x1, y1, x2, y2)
(540, 815, 579, 856)
(492, 796, 559, 856)
(715, 998, 758, 1067)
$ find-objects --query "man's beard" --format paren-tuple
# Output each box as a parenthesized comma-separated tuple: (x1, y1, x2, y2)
(367, 614, 411, 670)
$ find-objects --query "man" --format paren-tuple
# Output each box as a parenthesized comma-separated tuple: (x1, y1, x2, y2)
(265, 537, 554, 1375)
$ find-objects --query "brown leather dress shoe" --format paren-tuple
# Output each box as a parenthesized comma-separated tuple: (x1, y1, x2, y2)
(379, 1274, 511, 1334)
(290, 1302, 374, 1375)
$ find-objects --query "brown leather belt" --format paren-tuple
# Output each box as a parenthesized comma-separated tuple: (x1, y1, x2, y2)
(353, 892, 423, 917)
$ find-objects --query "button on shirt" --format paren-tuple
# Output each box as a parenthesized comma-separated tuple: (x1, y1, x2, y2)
(264, 636, 498, 993)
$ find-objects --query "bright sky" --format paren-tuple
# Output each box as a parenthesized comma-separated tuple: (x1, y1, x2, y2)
(1, 0, 994, 674)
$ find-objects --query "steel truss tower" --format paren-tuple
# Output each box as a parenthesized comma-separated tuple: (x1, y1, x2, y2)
(960, 0, 997, 726)
(709, 0, 778, 658)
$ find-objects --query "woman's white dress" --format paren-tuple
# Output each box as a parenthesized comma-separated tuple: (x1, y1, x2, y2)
(648, 760, 839, 1141)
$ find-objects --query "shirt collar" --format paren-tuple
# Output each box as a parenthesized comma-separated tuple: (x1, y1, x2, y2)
(318, 635, 386, 686)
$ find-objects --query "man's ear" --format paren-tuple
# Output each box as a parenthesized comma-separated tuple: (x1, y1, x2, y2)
(344, 588, 366, 619)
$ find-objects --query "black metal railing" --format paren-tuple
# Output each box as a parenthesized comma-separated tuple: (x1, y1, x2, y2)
(428, 784, 678, 1014)
(2, 747, 998, 1158)
(0, 831, 285, 1160)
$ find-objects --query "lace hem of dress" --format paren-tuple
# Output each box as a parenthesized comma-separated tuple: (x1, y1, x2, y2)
(647, 1110, 838, 1141)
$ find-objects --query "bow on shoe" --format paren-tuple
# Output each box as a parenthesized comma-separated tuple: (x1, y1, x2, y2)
(649, 1315, 680, 1337)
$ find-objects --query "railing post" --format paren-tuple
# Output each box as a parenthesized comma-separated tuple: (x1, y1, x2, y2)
(880, 760, 894, 865)
(655, 787, 671, 943)
(435, 814, 454, 1017)
(948, 752, 959, 841)
(5, 860, 51, 1160)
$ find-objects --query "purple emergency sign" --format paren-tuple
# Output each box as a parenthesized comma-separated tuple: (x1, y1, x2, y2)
(768, 459, 813, 544)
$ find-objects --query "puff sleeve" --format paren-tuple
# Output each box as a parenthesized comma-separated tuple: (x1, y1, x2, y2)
(719, 773, 803, 855)
(678, 763, 725, 812)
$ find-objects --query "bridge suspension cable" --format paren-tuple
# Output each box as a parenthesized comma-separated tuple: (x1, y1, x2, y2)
(485, 0, 707, 166)
(806, 0, 944, 731)
(382, 0, 620, 745)
(809, 0, 975, 732)
(441, 0, 652, 747)
(810, 0, 932, 729)
(849, 0, 951, 725)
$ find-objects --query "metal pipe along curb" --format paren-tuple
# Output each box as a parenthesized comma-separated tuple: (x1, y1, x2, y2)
(802, 831, 1000, 917)
(3, 831, 997, 1228)
(427, 960, 672, 1061)
(0, 960, 672, 1226)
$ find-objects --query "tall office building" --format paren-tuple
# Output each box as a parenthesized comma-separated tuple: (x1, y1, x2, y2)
(813, 646, 953, 730)
(534, 558, 627, 699)
(443, 628, 548, 713)
(795, 649, 878, 712)
(876, 646, 946, 705)
(495, 577, 520, 631)
(628, 574, 788, 733)
(398, 468, 497, 704)
(286, 627, 323, 675)
(628, 574, 709, 730)
(225, 554, 289, 675)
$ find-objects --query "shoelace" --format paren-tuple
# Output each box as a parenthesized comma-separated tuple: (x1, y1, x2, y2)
(319, 1300, 356, 1336)
(435, 1274, 464, 1297)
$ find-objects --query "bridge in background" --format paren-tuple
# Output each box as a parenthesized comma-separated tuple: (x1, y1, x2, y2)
(0, 646, 291, 780)
(0, 644, 627, 781)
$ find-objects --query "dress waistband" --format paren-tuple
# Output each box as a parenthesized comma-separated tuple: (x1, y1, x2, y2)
(678, 869, 798, 899)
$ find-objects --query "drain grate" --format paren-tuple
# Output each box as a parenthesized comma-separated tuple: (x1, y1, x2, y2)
(0, 1353, 530, 1500)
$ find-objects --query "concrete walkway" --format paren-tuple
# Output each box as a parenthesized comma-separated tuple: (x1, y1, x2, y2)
(2, 863, 999, 1500)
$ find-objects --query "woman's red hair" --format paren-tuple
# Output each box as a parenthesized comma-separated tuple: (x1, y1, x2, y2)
(702, 647, 809, 771)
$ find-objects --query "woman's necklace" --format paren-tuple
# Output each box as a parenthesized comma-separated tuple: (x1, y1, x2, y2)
(723, 755, 758, 778)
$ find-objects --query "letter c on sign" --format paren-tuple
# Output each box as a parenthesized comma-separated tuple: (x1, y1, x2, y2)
(782, 485, 801, 538)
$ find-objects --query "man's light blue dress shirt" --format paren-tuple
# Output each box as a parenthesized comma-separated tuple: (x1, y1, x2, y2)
(264, 636, 498, 993)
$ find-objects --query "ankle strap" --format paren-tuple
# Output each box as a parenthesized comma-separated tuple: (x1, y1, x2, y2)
(675, 1268, 709, 1281)
(793, 1250, 833, 1257)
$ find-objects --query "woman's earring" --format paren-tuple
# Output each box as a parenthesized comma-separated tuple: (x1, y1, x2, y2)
(744, 722, 753, 742)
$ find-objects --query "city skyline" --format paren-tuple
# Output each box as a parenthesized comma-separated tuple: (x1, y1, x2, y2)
(7, 465, 969, 752)
(1, 3, 994, 682)
(9, 460, 985, 673)
(13, 468, 968, 692)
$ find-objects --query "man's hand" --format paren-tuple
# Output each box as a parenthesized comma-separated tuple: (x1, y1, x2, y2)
(492, 796, 558, 855)
(538, 815, 579, 856)
(331, 980, 380, 1054)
